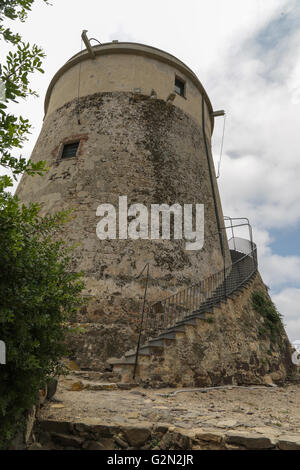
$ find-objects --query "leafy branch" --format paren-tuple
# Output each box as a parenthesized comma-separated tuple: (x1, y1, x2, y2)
(0, 0, 50, 181)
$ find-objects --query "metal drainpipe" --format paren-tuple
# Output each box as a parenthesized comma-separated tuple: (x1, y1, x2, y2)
(202, 96, 227, 295)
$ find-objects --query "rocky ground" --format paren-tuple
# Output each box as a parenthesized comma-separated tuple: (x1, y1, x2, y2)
(37, 371, 300, 445)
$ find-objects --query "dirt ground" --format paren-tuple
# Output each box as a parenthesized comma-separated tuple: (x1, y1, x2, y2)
(39, 372, 300, 438)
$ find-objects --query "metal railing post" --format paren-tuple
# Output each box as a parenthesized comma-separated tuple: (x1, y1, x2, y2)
(133, 263, 150, 380)
(223, 253, 227, 299)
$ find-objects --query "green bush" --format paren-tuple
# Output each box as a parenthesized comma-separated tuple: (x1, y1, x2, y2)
(252, 290, 283, 343)
(0, 195, 84, 449)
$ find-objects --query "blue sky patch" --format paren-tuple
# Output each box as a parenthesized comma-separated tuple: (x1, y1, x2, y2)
(271, 224, 300, 257)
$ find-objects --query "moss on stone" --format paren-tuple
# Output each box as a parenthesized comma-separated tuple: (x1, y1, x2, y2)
(252, 290, 284, 343)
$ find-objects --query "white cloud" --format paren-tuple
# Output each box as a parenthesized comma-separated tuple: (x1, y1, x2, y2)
(273, 288, 300, 342)
(261, 252, 300, 289)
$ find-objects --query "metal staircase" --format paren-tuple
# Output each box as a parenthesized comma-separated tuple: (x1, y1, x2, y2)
(110, 232, 258, 379)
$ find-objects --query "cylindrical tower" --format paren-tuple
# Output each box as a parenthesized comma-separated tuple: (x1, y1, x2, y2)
(16, 41, 229, 327)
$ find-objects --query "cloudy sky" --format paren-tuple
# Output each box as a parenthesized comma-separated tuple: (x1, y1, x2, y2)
(2, 0, 300, 341)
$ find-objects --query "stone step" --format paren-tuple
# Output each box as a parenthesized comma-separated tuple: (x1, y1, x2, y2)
(182, 312, 207, 322)
(157, 331, 176, 340)
(108, 356, 136, 365)
(82, 381, 136, 391)
(168, 325, 186, 332)
(65, 378, 138, 391)
(159, 325, 186, 335)
(174, 318, 198, 327)
(83, 381, 118, 391)
(112, 360, 135, 367)
(125, 346, 151, 357)
(195, 304, 214, 311)
(71, 370, 120, 382)
(147, 338, 164, 347)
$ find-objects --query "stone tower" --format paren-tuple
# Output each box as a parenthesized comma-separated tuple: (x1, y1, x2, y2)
(16, 41, 296, 384)
(16, 41, 229, 321)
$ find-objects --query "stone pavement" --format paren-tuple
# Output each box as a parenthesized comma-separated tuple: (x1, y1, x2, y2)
(34, 372, 300, 450)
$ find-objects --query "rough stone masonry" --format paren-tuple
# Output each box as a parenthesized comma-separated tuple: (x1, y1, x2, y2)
(15, 42, 296, 383)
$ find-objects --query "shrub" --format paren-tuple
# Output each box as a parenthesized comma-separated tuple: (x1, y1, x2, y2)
(252, 290, 283, 343)
(0, 195, 84, 449)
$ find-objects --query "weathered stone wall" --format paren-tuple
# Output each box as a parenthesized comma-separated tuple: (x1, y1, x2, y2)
(34, 417, 300, 450)
(44, 42, 214, 137)
(64, 322, 137, 372)
(16, 92, 229, 335)
(134, 273, 296, 387)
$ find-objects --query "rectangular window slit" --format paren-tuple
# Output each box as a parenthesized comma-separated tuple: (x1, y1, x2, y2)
(175, 77, 185, 97)
(61, 142, 79, 159)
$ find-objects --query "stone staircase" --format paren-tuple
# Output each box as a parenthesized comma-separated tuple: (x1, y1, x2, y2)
(109, 245, 258, 384)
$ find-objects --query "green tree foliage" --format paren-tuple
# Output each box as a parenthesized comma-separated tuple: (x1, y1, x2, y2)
(0, 197, 84, 448)
(0, 1, 86, 448)
(0, 0, 49, 179)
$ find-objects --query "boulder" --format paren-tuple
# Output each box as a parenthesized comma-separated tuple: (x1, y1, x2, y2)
(123, 425, 151, 447)
(226, 431, 275, 449)
(278, 436, 300, 450)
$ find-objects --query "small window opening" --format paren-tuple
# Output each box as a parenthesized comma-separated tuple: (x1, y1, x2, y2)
(175, 77, 185, 97)
(61, 142, 79, 159)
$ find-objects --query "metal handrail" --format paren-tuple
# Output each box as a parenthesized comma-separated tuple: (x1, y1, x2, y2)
(132, 217, 258, 374)
(143, 236, 257, 340)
